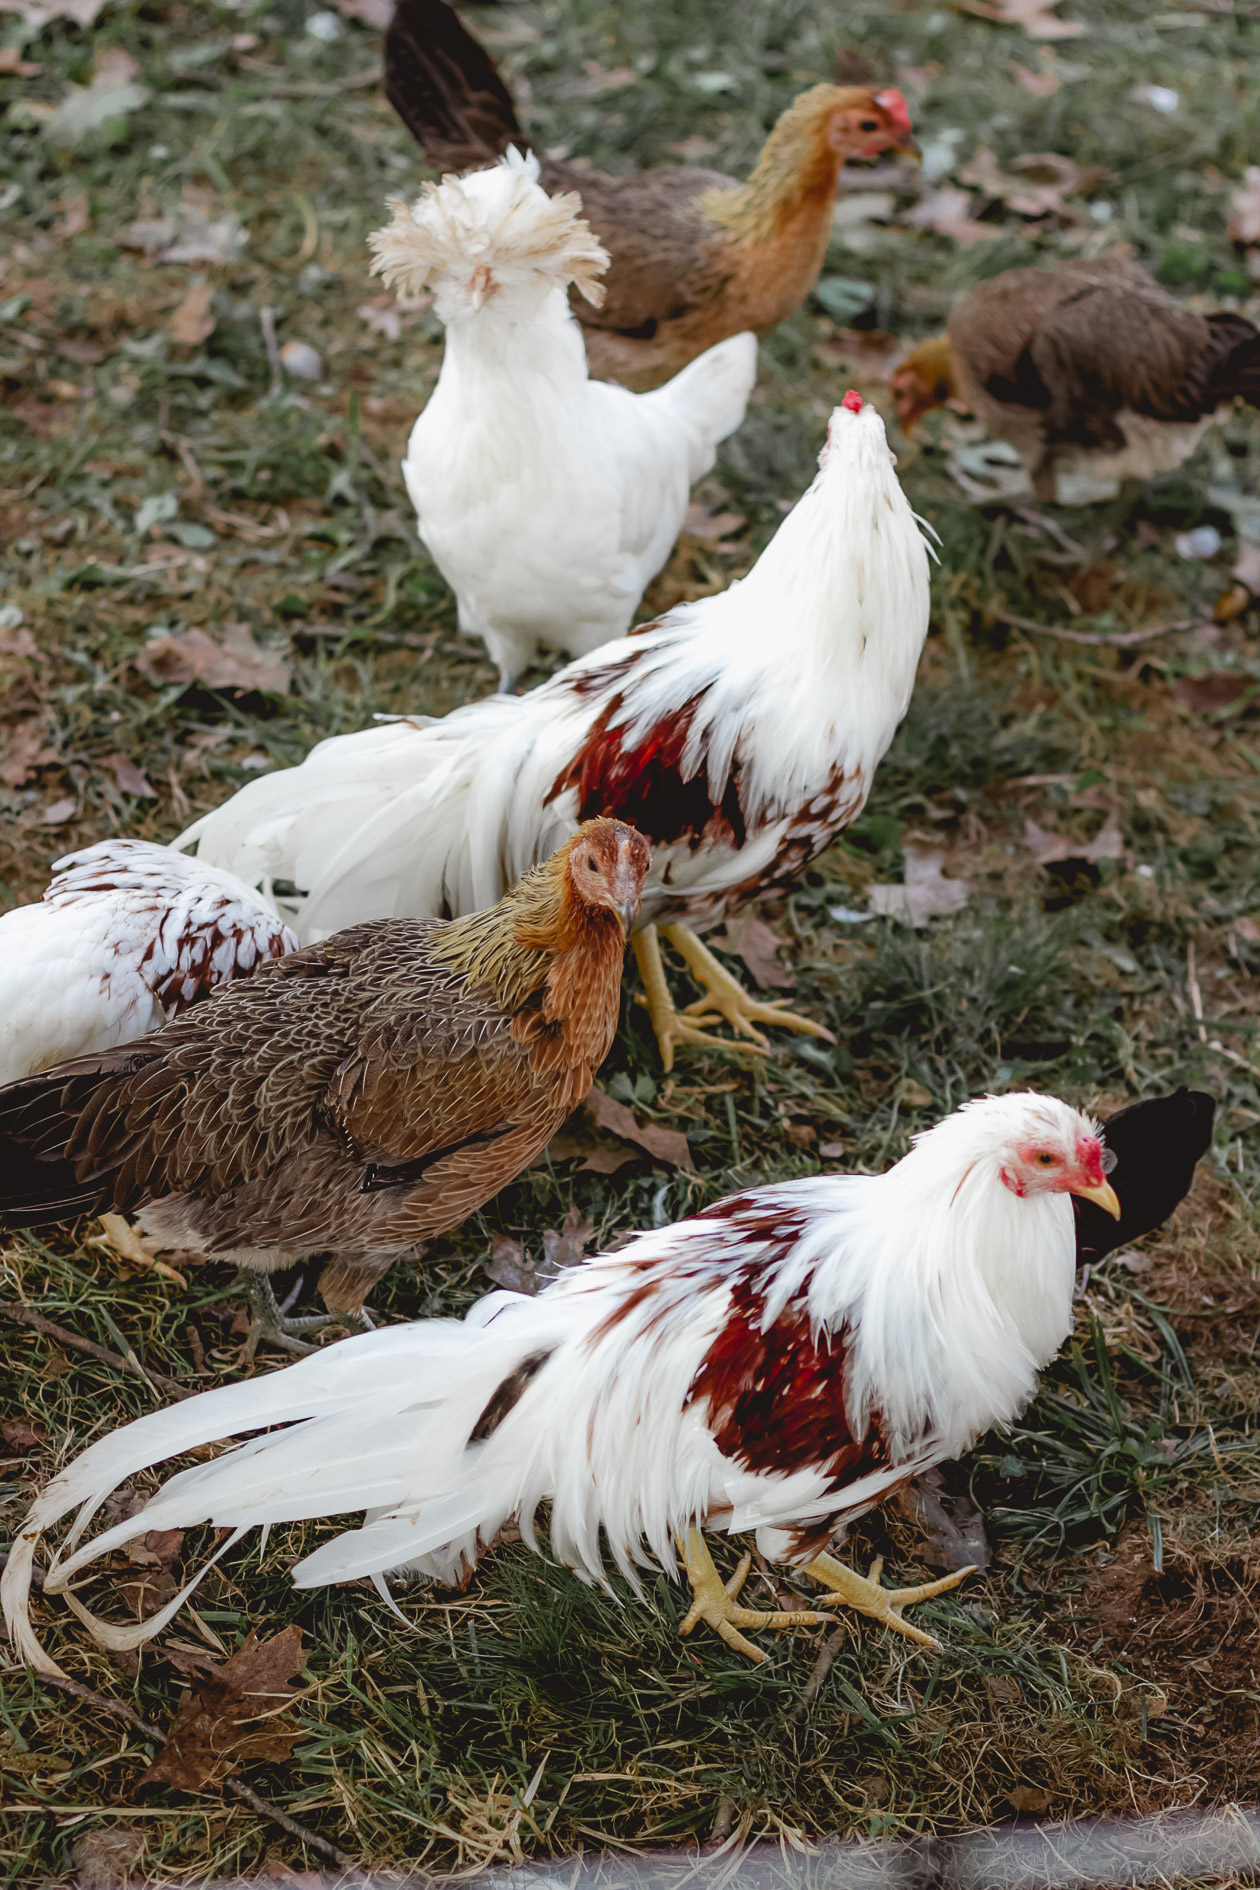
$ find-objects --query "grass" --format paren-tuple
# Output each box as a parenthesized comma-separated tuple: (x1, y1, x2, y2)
(3, 0, 1260, 1879)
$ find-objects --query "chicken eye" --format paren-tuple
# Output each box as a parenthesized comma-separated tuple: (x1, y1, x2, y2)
(859, 118, 879, 132)
(1036, 1152, 1057, 1166)
(587, 855, 599, 873)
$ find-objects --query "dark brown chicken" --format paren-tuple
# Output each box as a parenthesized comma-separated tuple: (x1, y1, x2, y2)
(0, 819, 649, 1352)
(383, 0, 916, 389)
(890, 256, 1260, 500)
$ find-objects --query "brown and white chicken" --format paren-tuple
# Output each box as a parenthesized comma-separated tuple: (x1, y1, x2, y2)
(0, 821, 648, 1351)
(890, 256, 1260, 500)
(383, 0, 917, 388)
(175, 395, 933, 1070)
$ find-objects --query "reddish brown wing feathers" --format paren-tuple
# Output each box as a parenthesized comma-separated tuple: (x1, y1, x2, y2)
(549, 688, 746, 851)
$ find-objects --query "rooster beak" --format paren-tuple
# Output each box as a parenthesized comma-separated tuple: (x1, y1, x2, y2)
(1074, 1177, 1122, 1220)
(896, 132, 921, 160)
(468, 263, 495, 311)
(616, 901, 639, 940)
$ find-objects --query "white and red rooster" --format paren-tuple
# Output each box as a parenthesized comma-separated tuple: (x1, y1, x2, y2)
(177, 394, 933, 1067)
(4, 1091, 1120, 1676)
(0, 840, 296, 1265)
(369, 149, 758, 688)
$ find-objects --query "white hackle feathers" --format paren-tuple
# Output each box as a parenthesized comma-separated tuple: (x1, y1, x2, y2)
(368, 147, 609, 310)
(366, 149, 757, 686)
(176, 398, 929, 943)
(4, 1091, 1092, 1674)
(0, 839, 297, 1085)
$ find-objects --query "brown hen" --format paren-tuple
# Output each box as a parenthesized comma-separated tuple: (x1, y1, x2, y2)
(890, 256, 1260, 500)
(0, 820, 649, 1352)
(383, 0, 916, 388)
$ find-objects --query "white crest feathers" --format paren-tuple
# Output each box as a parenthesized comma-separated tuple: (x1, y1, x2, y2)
(368, 147, 609, 307)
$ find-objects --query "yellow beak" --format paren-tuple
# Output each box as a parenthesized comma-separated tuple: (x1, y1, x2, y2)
(1074, 1178, 1121, 1220)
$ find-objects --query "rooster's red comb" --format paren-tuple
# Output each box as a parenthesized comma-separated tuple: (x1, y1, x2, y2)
(841, 389, 864, 414)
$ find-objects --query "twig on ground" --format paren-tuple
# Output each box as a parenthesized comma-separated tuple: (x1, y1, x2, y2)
(0, 1302, 190, 1401)
(785, 1624, 850, 1726)
(994, 612, 1195, 648)
(33, 1672, 357, 1871)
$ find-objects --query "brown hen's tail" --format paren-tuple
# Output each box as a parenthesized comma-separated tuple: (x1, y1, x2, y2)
(384, 0, 528, 173)
(1202, 311, 1260, 410)
(0, 1051, 149, 1230)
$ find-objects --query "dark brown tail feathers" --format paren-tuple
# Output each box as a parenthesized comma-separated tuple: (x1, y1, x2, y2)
(1203, 311, 1260, 411)
(384, 0, 528, 174)
(0, 1051, 152, 1229)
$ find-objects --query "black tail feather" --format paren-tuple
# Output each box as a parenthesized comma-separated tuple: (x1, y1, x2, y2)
(1076, 1088, 1216, 1267)
(1203, 312, 1260, 410)
(384, 0, 528, 173)
(0, 1052, 153, 1230)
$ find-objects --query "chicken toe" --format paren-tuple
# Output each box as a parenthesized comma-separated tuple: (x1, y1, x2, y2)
(798, 1550, 976, 1652)
(662, 925, 836, 1052)
(678, 1529, 823, 1664)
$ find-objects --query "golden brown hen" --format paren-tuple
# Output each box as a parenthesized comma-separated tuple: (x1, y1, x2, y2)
(0, 820, 649, 1352)
(383, 0, 916, 388)
(890, 256, 1260, 500)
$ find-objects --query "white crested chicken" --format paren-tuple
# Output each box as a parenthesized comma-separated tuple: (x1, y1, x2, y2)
(890, 256, 1260, 501)
(383, 0, 917, 390)
(0, 822, 648, 1353)
(369, 150, 757, 688)
(175, 394, 933, 1070)
(4, 1091, 1122, 1676)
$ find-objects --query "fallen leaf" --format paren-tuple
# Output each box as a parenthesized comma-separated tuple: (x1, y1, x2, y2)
(140, 1626, 307, 1792)
(542, 1204, 596, 1272)
(39, 796, 78, 826)
(124, 196, 247, 267)
(817, 1140, 846, 1159)
(358, 296, 402, 341)
(893, 1466, 991, 1572)
(955, 0, 1084, 39)
(868, 839, 971, 925)
(707, 912, 795, 991)
(1228, 167, 1260, 247)
(105, 752, 155, 797)
(71, 1827, 146, 1888)
(0, 717, 59, 788)
(1022, 810, 1124, 865)
(122, 1527, 185, 1568)
(899, 1078, 933, 1107)
(665, 134, 717, 160)
(1234, 542, 1260, 594)
(681, 498, 746, 545)
(135, 623, 290, 696)
(581, 58, 637, 93)
(39, 46, 149, 150)
(0, 0, 105, 26)
(330, 0, 391, 23)
(52, 190, 90, 238)
(1173, 672, 1255, 714)
(1008, 1784, 1052, 1815)
(0, 46, 41, 75)
(0, 1415, 46, 1454)
(485, 1234, 539, 1295)
(58, 335, 105, 364)
(1010, 56, 1060, 94)
(0, 620, 37, 659)
(1214, 584, 1251, 624)
(549, 1086, 694, 1174)
(168, 282, 216, 348)
(959, 145, 1103, 221)
(901, 185, 994, 246)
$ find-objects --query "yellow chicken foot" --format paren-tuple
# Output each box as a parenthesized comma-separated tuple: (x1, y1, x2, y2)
(661, 924, 836, 1052)
(92, 1214, 188, 1287)
(631, 925, 765, 1073)
(678, 1528, 826, 1664)
(798, 1550, 977, 1652)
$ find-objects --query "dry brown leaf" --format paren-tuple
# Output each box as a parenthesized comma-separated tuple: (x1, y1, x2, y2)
(901, 186, 994, 246)
(955, 0, 1084, 39)
(37, 46, 149, 150)
(0, 0, 106, 26)
(681, 498, 747, 544)
(706, 912, 795, 991)
(135, 623, 290, 696)
(0, 718, 59, 788)
(486, 1206, 597, 1294)
(1022, 810, 1124, 865)
(169, 282, 216, 348)
(549, 1086, 694, 1174)
(0, 1415, 46, 1454)
(140, 1625, 307, 1792)
(485, 1233, 539, 1295)
(58, 335, 105, 364)
(892, 1466, 992, 1572)
(580, 58, 637, 94)
(959, 146, 1103, 221)
(124, 193, 247, 267)
(330, 0, 391, 24)
(1010, 56, 1060, 94)
(0, 621, 39, 659)
(72, 1827, 146, 1888)
(1228, 167, 1260, 248)
(817, 1139, 846, 1159)
(868, 839, 971, 925)
(542, 1204, 596, 1272)
(1173, 672, 1255, 714)
(105, 752, 155, 797)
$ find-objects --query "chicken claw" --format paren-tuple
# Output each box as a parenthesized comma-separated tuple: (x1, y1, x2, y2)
(631, 926, 767, 1072)
(662, 925, 836, 1051)
(678, 1529, 824, 1664)
(798, 1550, 976, 1652)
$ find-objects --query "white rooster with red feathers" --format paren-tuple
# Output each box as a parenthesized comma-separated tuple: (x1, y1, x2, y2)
(176, 392, 933, 1068)
(4, 1091, 1121, 1675)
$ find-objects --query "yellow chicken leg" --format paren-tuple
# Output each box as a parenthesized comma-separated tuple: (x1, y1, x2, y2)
(662, 924, 836, 1051)
(678, 1528, 826, 1664)
(631, 925, 764, 1072)
(798, 1550, 976, 1652)
(91, 1214, 188, 1288)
